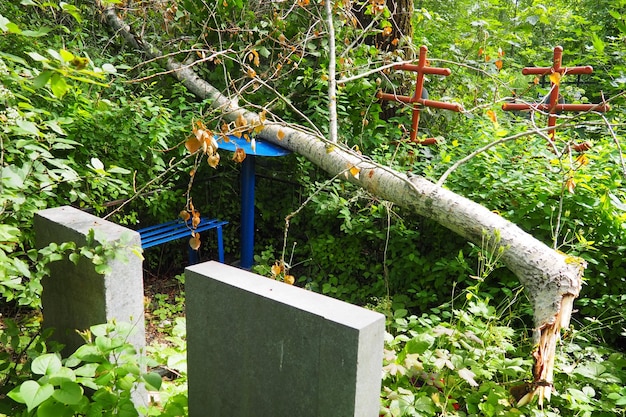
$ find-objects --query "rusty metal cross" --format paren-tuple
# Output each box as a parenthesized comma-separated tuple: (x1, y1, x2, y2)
(502, 46, 610, 143)
(377, 45, 463, 144)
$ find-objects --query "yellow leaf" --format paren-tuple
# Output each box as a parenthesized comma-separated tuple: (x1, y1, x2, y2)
(232, 147, 246, 163)
(271, 262, 283, 276)
(349, 165, 361, 179)
(247, 68, 256, 78)
(249, 50, 260, 66)
(185, 136, 201, 154)
(192, 211, 201, 228)
(208, 153, 220, 168)
(236, 113, 247, 128)
(486, 110, 498, 125)
(549, 72, 561, 86)
(277, 129, 285, 140)
(575, 153, 589, 166)
(253, 124, 264, 134)
(189, 233, 201, 251)
(284, 275, 295, 285)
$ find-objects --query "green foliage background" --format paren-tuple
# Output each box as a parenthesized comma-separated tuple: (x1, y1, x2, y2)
(1, 0, 625, 415)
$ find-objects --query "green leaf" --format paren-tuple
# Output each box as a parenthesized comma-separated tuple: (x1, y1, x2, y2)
(32, 354, 63, 376)
(4, 21, 22, 34)
(15, 119, 41, 136)
(404, 333, 435, 354)
(69, 252, 80, 265)
(590, 32, 605, 54)
(71, 344, 103, 362)
(52, 381, 83, 405)
(60, 2, 83, 22)
(0, 13, 12, 32)
(50, 73, 69, 98)
(19, 380, 54, 412)
(47, 49, 62, 61)
(258, 46, 271, 58)
(59, 49, 74, 63)
(116, 398, 139, 417)
(7, 385, 25, 404)
(32, 70, 53, 89)
(27, 51, 49, 62)
(36, 399, 73, 417)
(0, 224, 20, 243)
(142, 372, 162, 391)
(21, 27, 52, 37)
(48, 367, 77, 385)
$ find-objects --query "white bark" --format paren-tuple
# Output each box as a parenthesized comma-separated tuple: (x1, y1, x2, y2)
(102, 6, 585, 401)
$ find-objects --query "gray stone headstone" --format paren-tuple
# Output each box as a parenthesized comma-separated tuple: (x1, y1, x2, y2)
(186, 261, 385, 417)
(34, 206, 145, 357)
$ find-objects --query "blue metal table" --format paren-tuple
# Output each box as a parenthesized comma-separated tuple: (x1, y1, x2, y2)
(219, 135, 290, 269)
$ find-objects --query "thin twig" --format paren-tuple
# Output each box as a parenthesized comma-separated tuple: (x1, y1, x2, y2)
(103, 153, 195, 220)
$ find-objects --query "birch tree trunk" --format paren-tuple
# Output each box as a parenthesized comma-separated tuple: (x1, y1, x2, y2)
(102, 5, 585, 404)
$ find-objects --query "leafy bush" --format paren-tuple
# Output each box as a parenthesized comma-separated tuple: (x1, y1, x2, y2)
(380, 296, 626, 417)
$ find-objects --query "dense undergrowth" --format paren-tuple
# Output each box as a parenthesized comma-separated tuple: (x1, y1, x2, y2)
(1, 0, 626, 415)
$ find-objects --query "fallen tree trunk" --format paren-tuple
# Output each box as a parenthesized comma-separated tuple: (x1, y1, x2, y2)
(102, 5, 585, 404)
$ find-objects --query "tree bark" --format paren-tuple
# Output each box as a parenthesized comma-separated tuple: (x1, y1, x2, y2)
(102, 5, 584, 404)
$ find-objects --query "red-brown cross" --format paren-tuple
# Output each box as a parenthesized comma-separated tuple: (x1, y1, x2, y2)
(377, 45, 463, 144)
(502, 46, 610, 146)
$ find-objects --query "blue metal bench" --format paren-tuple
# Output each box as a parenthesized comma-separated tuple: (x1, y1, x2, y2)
(138, 217, 227, 264)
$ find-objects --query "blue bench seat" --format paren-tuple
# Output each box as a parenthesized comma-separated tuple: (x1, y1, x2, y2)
(138, 217, 227, 264)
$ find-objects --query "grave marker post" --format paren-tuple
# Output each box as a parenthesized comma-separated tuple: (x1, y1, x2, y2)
(34, 206, 146, 358)
(185, 261, 385, 417)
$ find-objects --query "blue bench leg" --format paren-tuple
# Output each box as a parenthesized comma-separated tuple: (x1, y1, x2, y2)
(188, 244, 200, 265)
(217, 225, 225, 263)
